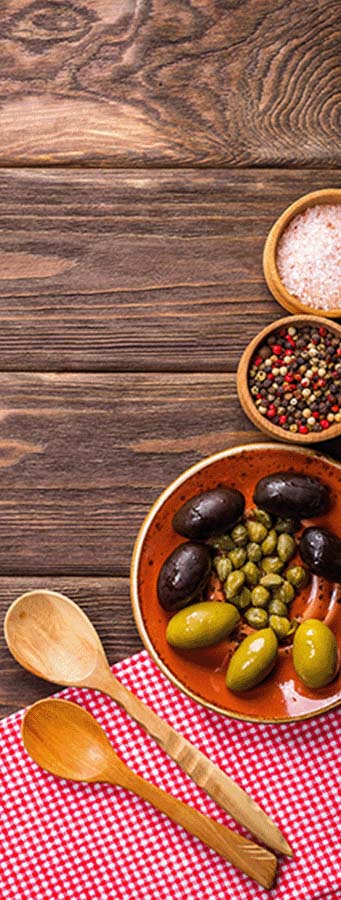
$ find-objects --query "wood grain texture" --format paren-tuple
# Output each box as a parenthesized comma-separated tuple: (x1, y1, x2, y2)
(0, 371, 261, 576)
(0, 168, 340, 372)
(0, 1, 339, 166)
(0, 576, 141, 715)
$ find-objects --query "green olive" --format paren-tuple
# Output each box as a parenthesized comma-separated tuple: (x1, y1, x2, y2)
(226, 628, 278, 692)
(246, 542, 262, 562)
(166, 601, 240, 650)
(261, 529, 278, 556)
(292, 619, 339, 688)
(286, 566, 309, 588)
(277, 533, 296, 563)
(251, 585, 270, 608)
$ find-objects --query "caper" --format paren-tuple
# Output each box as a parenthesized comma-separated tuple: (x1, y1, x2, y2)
(253, 508, 273, 529)
(260, 573, 283, 588)
(286, 566, 309, 588)
(261, 529, 278, 556)
(246, 542, 262, 562)
(251, 585, 270, 608)
(242, 561, 260, 586)
(214, 556, 232, 582)
(228, 548, 247, 569)
(231, 524, 248, 547)
(224, 570, 245, 599)
(277, 533, 296, 563)
(274, 517, 298, 534)
(244, 607, 269, 629)
(268, 598, 288, 617)
(246, 521, 268, 544)
(231, 586, 252, 610)
(269, 615, 291, 640)
(261, 556, 285, 575)
(209, 533, 235, 551)
(272, 580, 295, 605)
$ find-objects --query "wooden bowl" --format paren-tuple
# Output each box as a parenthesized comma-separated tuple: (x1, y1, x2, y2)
(237, 315, 341, 445)
(263, 188, 341, 317)
(130, 442, 341, 723)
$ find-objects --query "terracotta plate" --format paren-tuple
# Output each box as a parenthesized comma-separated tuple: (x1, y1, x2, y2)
(131, 443, 341, 723)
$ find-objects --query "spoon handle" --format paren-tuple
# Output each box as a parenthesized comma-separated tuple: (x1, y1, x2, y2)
(91, 668, 292, 857)
(107, 761, 277, 890)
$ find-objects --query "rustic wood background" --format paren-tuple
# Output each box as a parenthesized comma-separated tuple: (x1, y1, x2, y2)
(0, 0, 340, 715)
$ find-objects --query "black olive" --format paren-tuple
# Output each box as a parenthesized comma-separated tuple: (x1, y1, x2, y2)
(173, 486, 245, 541)
(157, 542, 211, 611)
(299, 527, 341, 583)
(253, 471, 329, 519)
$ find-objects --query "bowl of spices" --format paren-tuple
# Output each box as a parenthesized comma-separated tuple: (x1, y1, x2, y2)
(263, 189, 341, 317)
(237, 315, 341, 443)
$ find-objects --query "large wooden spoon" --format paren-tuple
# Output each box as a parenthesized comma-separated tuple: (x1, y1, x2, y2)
(4, 589, 292, 856)
(22, 698, 277, 889)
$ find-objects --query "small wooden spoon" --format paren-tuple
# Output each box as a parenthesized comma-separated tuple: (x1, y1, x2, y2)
(22, 698, 277, 890)
(4, 589, 292, 857)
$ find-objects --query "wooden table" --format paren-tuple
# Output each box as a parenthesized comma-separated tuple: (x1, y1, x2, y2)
(1, 1, 340, 716)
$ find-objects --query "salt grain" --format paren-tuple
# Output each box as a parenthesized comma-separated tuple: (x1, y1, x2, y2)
(276, 203, 341, 309)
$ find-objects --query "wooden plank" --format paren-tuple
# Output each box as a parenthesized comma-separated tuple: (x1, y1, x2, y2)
(0, 576, 143, 716)
(0, 371, 262, 575)
(0, 168, 340, 372)
(0, 2, 339, 166)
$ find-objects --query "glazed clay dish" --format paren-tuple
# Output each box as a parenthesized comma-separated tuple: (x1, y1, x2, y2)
(131, 443, 341, 724)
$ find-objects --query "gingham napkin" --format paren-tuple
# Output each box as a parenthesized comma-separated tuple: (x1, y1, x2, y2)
(1, 650, 340, 900)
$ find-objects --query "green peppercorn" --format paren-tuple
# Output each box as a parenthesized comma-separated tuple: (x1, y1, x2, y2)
(251, 585, 270, 608)
(286, 566, 309, 588)
(246, 542, 262, 562)
(261, 529, 278, 556)
(274, 517, 298, 534)
(231, 524, 248, 547)
(272, 580, 295, 605)
(225, 570, 246, 599)
(260, 573, 283, 588)
(242, 561, 260, 586)
(277, 533, 296, 563)
(244, 607, 269, 629)
(214, 556, 233, 582)
(262, 556, 285, 575)
(228, 548, 247, 569)
(246, 521, 268, 544)
(253, 508, 273, 529)
(268, 598, 288, 617)
(230, 587, 252, 610)
(269, 615, 291, 640)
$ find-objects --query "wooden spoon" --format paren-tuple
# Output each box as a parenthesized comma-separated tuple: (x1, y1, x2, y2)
(4, 589, 292, 857)
(22, 698, 277, 890)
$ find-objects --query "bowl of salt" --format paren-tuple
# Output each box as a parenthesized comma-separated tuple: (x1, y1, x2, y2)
(263, 189, 341, 318)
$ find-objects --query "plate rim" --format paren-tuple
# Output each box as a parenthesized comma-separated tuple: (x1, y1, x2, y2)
(130, 441, 341, 724)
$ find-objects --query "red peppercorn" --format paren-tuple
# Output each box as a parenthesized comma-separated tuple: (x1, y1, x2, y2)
(284, 373, 294, 383)
(298, 425, 309, 434)
(272, 345, 282, 355)
(267, 373, 274, 381)
(319, 327, 327, 336)
(320, 420, 330, 430)
(331, 405, 339, 413)
(267, 406, 276, 418)
(287, 337, 296, 347)
(279, 415, 287, 425)
(312, 411, 320, 419)
(337, 348, 341, 357)
(254, 356, 262, 366)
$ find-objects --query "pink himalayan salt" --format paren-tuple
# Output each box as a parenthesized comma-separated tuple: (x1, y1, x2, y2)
(276, 203, 341, 310)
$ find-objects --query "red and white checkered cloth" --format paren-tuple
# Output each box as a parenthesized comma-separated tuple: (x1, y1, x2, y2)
(1, 650, 340, 900)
